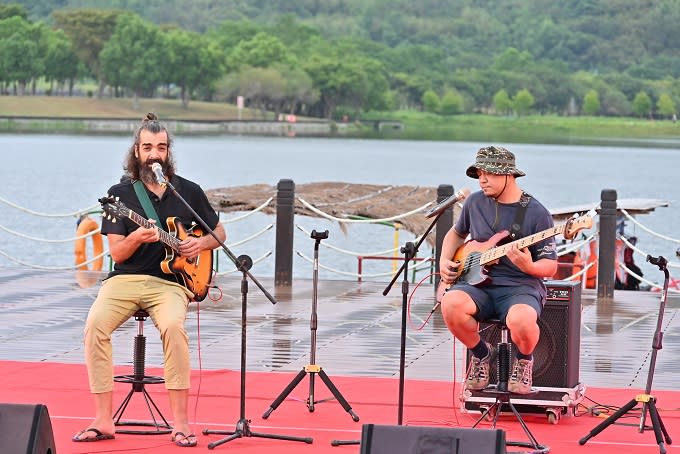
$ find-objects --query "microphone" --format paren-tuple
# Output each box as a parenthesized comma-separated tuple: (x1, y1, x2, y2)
(150, 162, 167, 186)
(424, 187, 471, 218)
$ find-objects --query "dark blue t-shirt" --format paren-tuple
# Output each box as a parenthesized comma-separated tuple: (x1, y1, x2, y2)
(454, 190, 557, 297)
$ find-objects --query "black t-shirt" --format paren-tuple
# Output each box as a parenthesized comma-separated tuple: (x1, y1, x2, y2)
(101, 175, 219, 283)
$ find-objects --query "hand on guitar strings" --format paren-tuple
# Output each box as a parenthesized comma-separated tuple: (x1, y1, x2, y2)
(133, 219, 160, 244)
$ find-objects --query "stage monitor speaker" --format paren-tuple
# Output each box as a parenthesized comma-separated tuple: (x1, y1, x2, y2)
(0, 403, 56, 454)
(360, 424, 506, 454)
(466, 280, 582, 388)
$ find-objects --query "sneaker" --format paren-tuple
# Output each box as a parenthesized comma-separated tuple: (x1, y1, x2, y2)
(465, 342, 494, 391)
(508, 358, 534, 394)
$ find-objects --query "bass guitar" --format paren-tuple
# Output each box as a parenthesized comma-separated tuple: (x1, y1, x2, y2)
(99, 196, 213, 301)
(437, 212, 593, 301)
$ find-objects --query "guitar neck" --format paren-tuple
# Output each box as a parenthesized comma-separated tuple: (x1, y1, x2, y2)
(480, 224, 565, 265)
(127, 211, 180, 251)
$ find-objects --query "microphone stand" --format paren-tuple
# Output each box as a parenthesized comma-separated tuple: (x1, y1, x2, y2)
(262, 230, 359, 422)
(157, 177, 313, 448)
(579, 255, 672, 453)
(331, 205, 445, 447)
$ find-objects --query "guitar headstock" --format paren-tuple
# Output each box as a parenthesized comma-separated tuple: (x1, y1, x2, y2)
(563, 212, 594, 240)
(98, 195, 129, 223)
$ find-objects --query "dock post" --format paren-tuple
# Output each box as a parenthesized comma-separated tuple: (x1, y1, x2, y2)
(434, 184, 454, 293)
(275, 179, 295, 286)
(597, 189, 618, 299)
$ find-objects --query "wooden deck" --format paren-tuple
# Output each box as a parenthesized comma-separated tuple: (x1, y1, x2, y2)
(0, 268, 678, 391)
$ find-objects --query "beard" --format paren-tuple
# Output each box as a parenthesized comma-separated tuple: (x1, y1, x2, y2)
(138, 158, 169, 185)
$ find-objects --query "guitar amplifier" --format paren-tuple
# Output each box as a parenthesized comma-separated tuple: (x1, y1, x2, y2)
(462, 280, 584, 421)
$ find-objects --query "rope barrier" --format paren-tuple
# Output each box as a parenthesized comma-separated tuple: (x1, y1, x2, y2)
(558, 261, 595, 281)
(219, 251, 273, 274)
(220, 197, 273, 224)
(619, 235, 680, 269)
(618, 262, 680, 293)
(0, 222, 102, 243)
(0, 248, 109, 270)
(0, 194, 100, 218)
(556, 234, 596, 256)
(295, 250, 433, 279)
(295, 224, 431, 257)
(297, 197, 433, 224)
(620, 208, 680, 244)
(225, 224, 274, 248)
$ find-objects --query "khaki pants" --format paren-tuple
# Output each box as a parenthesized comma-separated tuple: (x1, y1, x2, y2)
(84, 274, 193, 393)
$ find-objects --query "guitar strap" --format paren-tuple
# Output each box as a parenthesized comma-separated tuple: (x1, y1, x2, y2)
(509, 191, 531, 240)
(132, 180, 163, 229)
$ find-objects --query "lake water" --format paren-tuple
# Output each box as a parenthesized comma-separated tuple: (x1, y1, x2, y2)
(0, 134, 678, 283)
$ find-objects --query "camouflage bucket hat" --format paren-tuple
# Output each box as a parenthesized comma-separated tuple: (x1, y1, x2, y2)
(465, 145, 526, 179)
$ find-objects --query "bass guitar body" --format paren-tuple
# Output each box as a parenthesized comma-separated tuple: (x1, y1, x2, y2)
(452, 230, 510, 286)
(437, 231, 510, 302)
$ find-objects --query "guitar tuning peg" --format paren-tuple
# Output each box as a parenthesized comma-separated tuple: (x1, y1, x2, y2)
(112, 218, 117, 223)
(115, 196, 120, 201)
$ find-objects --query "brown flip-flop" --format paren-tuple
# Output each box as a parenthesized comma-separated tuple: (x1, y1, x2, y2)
(72, 428, 115, 442)
(172, 431, 198, 447)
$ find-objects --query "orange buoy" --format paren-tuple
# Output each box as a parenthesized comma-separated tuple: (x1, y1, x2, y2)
(585, 240, 597, 289)
(74, 217, 104, 271)
(570, 252, 584, 282)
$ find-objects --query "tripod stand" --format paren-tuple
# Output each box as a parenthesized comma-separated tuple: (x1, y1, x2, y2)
(144, 176, 312, 449)
(262, 230, 359, 422)
(579, 254, 673, 454)
(204, 255, 313, 448)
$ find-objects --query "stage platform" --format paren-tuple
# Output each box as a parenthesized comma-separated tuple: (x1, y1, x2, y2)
(0, 268, 678, 453)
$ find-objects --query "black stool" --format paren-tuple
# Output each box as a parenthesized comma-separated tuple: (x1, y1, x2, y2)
(470, 319, 548, 453)
(112, 309, 172, 435)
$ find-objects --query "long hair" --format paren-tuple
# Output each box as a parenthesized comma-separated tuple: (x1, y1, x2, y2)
(123, 112, 176, 180)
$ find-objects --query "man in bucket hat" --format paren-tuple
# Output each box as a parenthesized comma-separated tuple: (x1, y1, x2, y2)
(439, 145, 557, 394)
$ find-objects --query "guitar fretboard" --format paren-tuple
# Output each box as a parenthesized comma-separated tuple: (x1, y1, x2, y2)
(480, 224, 566, 265)
(127, 210, 181, 252)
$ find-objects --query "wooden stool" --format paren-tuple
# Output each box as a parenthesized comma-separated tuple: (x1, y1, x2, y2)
(112, 309, 172, 435)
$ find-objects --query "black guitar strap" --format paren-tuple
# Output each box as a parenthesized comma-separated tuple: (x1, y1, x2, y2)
(132, 180, 163, 229)
(509, 191, 531, 240)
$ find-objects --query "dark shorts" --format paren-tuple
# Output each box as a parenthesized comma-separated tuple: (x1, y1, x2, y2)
(450, 283, 544, 322)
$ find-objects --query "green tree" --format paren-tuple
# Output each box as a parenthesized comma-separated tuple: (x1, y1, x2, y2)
(227, 32, 296, 71)
(43, 29, 81, 96)
(493, 89, 512, 115)
(0, 3, 27, 20)
(583, 89, 600, 115)
(656, 93, 676, 118)
(631, 91, 653, 117)
(439, 89, 464, 115)
(0, 16, 40, 95)
(53, 9, 123, 97)
(421, 89, 439, 113)
(166, 29, 225, 108)
(99, 14, 169, 108)
(304, 56, 369, 119)
(512, 89, 535, 116)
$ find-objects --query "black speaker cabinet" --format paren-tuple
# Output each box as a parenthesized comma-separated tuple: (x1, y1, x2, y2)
(0, 403, 56, 454)
(466, 280, 581, 388)
(360, 424, 506, 454)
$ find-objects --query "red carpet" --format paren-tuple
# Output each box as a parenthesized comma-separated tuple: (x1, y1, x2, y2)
(1, 361, 678, 453)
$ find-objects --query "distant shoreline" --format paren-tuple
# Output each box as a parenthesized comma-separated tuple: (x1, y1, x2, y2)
(1, 96, 680, 146)
(0, 116, 348, 137)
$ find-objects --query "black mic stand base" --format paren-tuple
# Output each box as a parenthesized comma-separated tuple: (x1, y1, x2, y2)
(579, 255, 673, 454)
(202, 256, 312, 449)
(262, 365, 360, 421)
(263, 230, 360, 426)
(204, 418, 313, 450)
(578, 394, 670, 454)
